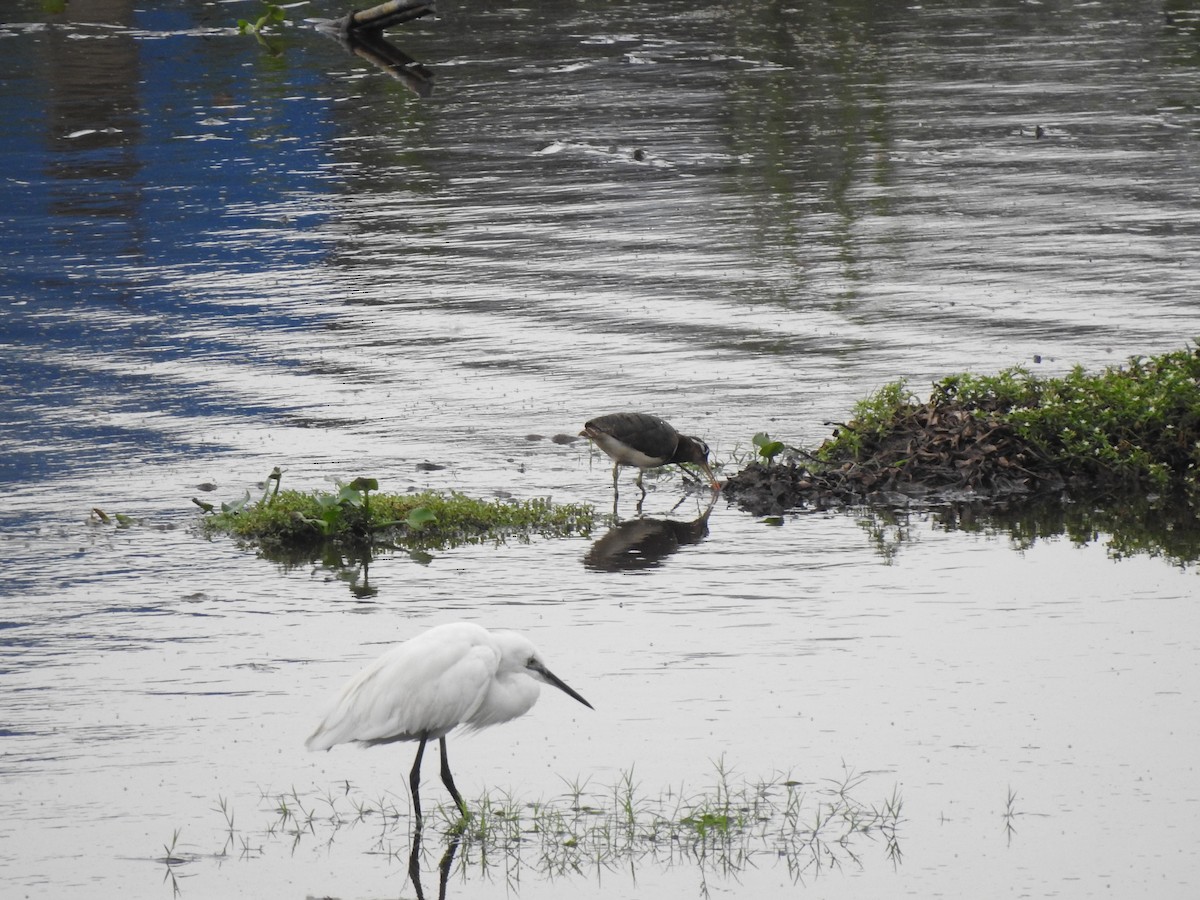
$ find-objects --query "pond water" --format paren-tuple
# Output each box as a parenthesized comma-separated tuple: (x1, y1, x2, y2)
(2, 0, 1199, 897)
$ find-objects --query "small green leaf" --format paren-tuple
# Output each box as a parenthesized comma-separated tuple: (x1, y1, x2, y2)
(348, 477, 379, 493)
(753, 431, 785, 460)
(406, 507, 437, 530)
(336, 485, 365, 507)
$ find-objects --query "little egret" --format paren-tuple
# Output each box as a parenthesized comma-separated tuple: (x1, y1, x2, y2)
(581, 412, 721, 492)
(305, 622, 593, 824)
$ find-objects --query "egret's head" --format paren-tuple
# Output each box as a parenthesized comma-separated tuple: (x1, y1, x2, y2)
(496, 632, 593, 710)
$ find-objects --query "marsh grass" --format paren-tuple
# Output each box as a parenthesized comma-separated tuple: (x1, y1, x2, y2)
(198, 471, 596, 559)
(1003, 787, 1020, 845)
(222, 763, 902, 885)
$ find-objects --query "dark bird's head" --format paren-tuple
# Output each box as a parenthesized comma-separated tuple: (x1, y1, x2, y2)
(673, 435, 721, 490)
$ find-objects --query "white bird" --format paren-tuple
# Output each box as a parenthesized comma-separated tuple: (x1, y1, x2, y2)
(305, 622, 593, 824)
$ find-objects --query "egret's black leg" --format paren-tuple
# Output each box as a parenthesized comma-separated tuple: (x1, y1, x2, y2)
(410, 735, 428, 828)
(408, 826, 426, 900)
(438, 830, 463, 900)
(438, 737, 468, 819)
(611, 463, 621, 503)
(408, 813, 459, 900)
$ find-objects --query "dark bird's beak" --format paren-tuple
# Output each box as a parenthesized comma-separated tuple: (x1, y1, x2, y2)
(700, 462, 721, 491)
(531, 661, 594, 710)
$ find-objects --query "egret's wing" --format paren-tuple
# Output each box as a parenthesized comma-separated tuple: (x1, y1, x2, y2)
(305, 627, 498, 750)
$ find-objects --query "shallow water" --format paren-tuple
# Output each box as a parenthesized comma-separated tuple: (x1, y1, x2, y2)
(2, 0, 1199, 897)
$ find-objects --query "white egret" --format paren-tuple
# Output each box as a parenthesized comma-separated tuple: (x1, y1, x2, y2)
(305, 622, 593, 824)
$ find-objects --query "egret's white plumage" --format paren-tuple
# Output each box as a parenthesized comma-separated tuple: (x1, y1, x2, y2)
(305, 622, 592, 824)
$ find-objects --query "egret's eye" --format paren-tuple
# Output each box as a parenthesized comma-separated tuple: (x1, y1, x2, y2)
(526, 656, 538, 668)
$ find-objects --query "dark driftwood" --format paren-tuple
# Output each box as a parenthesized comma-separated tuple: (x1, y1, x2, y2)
(331, 0, 436, 36)
(343, 28, 434, 97)
(313, 1, 436, 97)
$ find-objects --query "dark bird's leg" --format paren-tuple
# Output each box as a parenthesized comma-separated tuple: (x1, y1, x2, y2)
(438, 736, 469, 819)
(409, 735, 428, 828)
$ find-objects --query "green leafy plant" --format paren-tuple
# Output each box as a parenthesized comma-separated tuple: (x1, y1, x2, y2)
(89, 508, 141, 528)
(752, 431, 786, 462)
(935, 345, 1200, 489)
(237, 0, 286, 34)
(817, 379, 919, 462)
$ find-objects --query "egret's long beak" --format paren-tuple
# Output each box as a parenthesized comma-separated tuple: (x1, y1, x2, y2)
(531, 661, 593, 710)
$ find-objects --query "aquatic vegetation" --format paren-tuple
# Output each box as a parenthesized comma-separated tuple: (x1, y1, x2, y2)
(726, 345, 1200, 563)
(729, 344, 1200, 503)
(817, 344, 1200, 492)
(1003, 787, 1020, 845)
(198, 470, 596, 557)
(236, 1, 286, 35)
(199, 762, 902, 885)
(933, 347, 1200, 490)
(89, 507, 141, 528)
(752, 431, 787, 462)
(820, 379, 918, 463)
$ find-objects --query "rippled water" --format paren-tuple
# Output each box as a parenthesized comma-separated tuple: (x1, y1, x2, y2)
(2, 0, 1199, 897)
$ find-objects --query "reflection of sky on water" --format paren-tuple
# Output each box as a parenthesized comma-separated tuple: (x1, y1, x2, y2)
(1, 5, 337, 483)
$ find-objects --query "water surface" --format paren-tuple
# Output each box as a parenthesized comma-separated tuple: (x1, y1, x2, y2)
(2, 0, 1198, 897)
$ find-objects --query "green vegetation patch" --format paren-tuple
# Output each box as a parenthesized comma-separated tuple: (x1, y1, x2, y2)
(932, 347, 1200, 489)
(725, 344, 1200, 536)
(812, 343, 1199, 494)
(198, 472, 596, 556)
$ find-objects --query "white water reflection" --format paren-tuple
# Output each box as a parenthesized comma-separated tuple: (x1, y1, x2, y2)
(2, 0, 1199, 897)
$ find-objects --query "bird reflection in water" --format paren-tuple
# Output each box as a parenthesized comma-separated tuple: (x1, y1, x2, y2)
(408, 826, 461, 900)
(584, 497, 715, 572)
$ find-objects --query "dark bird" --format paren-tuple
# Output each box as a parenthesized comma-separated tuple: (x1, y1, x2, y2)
(305, 623, 593, 826)
(581, 412, 721, 492)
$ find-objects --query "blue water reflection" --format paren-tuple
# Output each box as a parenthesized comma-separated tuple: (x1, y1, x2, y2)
(1, 4, 344, 484)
